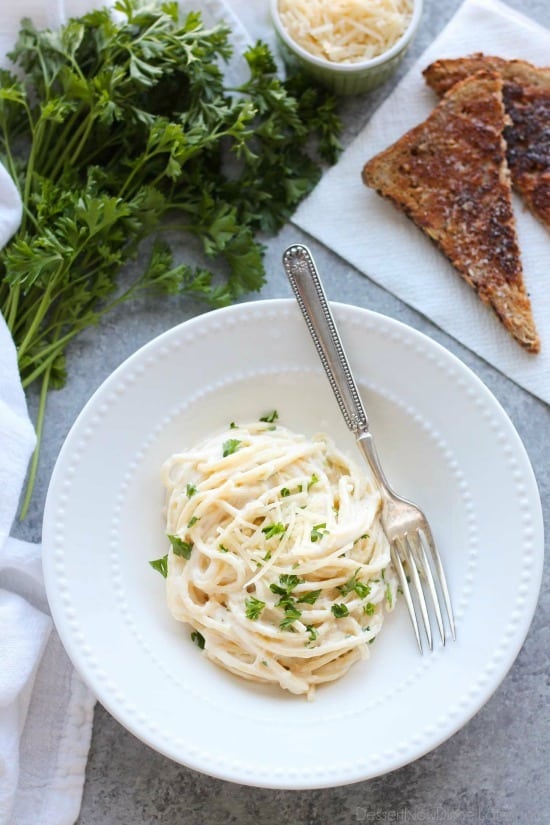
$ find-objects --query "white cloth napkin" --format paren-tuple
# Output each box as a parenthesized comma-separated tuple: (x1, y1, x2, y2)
(291, 0, 550, 404)
(0, 160, 96, 824)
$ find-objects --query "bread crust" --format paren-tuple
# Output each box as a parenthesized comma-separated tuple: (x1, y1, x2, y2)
(362, 70, 540, 353)
(423, 54, 550, 230)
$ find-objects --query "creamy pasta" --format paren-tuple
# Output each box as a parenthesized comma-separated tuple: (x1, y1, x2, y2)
(160, 415, 397, 698)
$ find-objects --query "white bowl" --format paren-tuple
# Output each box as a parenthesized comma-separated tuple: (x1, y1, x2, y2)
(270, 0, 423, 95)
(42, 299, 543, 788)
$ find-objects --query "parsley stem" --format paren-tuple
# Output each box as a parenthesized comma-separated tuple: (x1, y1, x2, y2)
(20, 330, 76, 389)
(76, 138, 125, 171)
(21, 119, 44, 233)
(18, 263, 161, 389)
(16, 279, 56, 359)
(41, 111, 80, 177)
(18, 361, 51, 519)
(48, 114, 93, 182)
(4, 282, 21, 333)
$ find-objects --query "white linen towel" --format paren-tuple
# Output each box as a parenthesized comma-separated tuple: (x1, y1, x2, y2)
(0, 154, 96, 824)
(291, 0, 550, 404)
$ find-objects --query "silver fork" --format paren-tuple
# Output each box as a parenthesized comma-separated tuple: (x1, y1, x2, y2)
(282, 243, 455, 652)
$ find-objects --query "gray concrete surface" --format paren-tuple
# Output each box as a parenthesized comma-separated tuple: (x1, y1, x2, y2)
(13, 0, 549, 822)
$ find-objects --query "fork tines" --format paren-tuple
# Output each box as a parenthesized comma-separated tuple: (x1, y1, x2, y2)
(391, 526, 456, 653)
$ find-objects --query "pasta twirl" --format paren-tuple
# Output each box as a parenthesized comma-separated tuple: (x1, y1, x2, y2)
(161, 417, 397, 698)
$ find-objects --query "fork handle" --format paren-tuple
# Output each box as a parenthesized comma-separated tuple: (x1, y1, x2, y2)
(283, 244, 395, 495)
(282, 243, 369, 436)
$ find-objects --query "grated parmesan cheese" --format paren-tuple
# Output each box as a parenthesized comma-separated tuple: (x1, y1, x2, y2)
(278, 0, 414, 64)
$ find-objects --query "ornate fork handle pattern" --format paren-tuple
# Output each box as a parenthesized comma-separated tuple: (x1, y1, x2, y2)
(282, 244, 368, 435)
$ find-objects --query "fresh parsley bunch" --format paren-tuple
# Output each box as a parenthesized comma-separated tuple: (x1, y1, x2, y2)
(0, 0, 341, 514)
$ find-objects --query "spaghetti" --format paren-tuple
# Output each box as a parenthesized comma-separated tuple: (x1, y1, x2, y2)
(161, 416, 397, 698)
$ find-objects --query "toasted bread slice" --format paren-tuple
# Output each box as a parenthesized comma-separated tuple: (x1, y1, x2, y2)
(362, 71, 540, 353)
(423, 54, 550, 230)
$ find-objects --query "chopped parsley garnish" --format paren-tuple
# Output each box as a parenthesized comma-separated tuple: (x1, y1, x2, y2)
(280, 604, 302, 630)
(307, 473, 319, 490)
(219, 544, 229, 553)
(149, 555, 168, 578)
(281, 483, 303, 497)
(259, 410, 279, 423)
(222, 438, 241, 457)
(261, 522, 287, 539)
(338, 569, 371, 599)
(306, 625, 318, 642)
(187, 516, 199, 528)
(245, 596, 266, 620)
(363, 602, 376, 616)
(168, 534, 193, 559)
(297, 589, 321, 605)
(229, 421, 238, 429)
(310, 523, 328, 543)
(190, 631, 205, 649)
(270, 574, 306, 629)
(353, 581, 371, 598)
(186, 483, 197, 498)
(270, 574, 303, 596)
(331, 603, 349, 618)
(385, 583, 393, 607)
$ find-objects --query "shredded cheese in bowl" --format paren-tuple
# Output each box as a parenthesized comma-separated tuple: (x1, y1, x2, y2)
(278, 0, 414, 64)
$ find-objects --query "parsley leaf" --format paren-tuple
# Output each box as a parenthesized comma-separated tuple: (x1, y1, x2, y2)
(190, 630, 205, 649)
(222, 438, 241, 457)
(149, 555, 168, 578)
(331, 603, 349, 618)
(261, 522, 286, 539)
(279, 604, 302, 630)
(245, 596, 266, 620)
(297, 589, 322, 605)
(167, 534, 193, 559)
(338, 569, 371, 599)
(269, 574, 303, 596)
(306, 625, 318, 642)
(259, 410, 278, 423)
(270, 574, 305, 629)
(310, 523, 328, 543)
